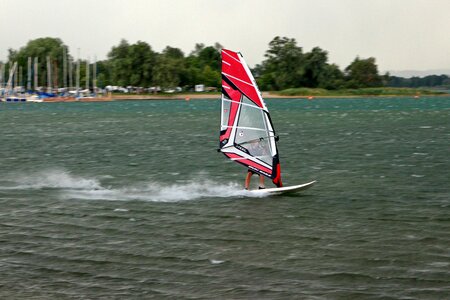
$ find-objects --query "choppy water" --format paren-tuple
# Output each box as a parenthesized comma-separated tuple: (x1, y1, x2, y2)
(1, 97, 449, 299)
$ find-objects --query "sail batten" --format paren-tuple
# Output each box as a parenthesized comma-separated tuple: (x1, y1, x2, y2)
(222, 125, 267, 132)
(222, 98, 261, 109)
(219, 49, 283, 187)
(222, 72, 254, 87)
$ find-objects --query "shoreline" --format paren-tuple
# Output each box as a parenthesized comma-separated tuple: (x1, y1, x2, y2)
(21, 92, 448, 103)
(110, 92, 450, 101)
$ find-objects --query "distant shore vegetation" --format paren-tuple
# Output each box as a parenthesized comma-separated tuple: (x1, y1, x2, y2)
(277, 87, 446, 97)
(2, 36, 449, 96)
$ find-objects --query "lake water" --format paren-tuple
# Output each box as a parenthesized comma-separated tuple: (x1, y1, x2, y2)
(1, 97, 449, 299)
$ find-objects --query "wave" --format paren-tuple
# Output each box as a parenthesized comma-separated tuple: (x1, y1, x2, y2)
(0, 169, 263, 202)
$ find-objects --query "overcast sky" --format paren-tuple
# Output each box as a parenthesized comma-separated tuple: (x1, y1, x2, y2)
(1, 0, 449, 74)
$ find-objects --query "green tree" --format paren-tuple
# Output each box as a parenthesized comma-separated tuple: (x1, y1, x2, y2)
(258, 36, 304, 90)
(345, 57, 382, 88)
(107, 39, 156, 87)
(197, 46, 221, 71)
(303, 47, 329, 88)
(7, 37, 68, 88)
(95, 60, 111, 87)
(153, 46, 186, 88)
(200, 65, 220, 87)
(107, 39, 131, 86)
(185, 44, 221, 88)
(162, 46, 184, 60)
(319, 64, 345, 89)
(190, 43, 205, 56)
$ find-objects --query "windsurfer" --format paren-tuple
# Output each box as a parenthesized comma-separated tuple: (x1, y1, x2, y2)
(220, 49, 283, 191)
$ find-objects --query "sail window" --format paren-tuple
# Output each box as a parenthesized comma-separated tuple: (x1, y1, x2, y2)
(234, 96, 273, 165)
(221, 97, 232, 131)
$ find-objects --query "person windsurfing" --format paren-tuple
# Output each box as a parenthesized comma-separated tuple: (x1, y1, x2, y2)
(219, 49, 283, 190)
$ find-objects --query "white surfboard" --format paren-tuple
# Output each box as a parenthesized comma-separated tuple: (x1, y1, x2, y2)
(249, 180, 316, 195)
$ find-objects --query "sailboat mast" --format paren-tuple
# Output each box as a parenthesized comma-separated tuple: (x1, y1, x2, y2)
(46, 56, 52, 93)
(34, 57, 38, 91)
(6, 62, 17, 95)
(93, 56, 97, 95)
(27, 57, 32, 91)
(19, 66, 23, 91)
(85, 57, 89, 91)
(0, 63, 4, 89)
(63, 46, 67, 90)
(15, 65, 19, 89)
(76, 49, 80, 95)
(68, 56, 73, 90)
(53, 59, 58, 91)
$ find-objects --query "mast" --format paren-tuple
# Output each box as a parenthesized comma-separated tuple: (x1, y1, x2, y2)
(63, 46, 67, 90)
(46, 56, 52, 93)
(76, 49, 80, 96)
(68, 56, 73, 91)
(85, 57, 89, 91)
(53, 59, 58, 92)
(15, 65, 20, 90)
(27, 57, 32, 92)
(19, 65, 24, 91)
(93, 56, 97, 96)
(5, 62, 17, 95)
(34, 57, 38, 91)
(0, 62, 4, 89)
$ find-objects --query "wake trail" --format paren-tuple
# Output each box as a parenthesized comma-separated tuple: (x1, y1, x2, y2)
(0, 169, 267, 202)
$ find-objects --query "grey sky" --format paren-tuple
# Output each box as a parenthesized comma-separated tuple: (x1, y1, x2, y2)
(1, 0, 449, 73)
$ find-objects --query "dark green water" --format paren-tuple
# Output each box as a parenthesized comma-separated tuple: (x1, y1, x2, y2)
(1, 97, 449, 299)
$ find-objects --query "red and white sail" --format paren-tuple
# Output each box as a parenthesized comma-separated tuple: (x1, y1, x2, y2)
(219, 49, 282, 187)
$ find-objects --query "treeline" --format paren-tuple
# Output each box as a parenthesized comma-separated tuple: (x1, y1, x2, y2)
(104, 40, 221, 89)
(254, 36, 383, 90)
(2, 36, 449, 91)
(388, 75, 450, 88)
(2, 37, 221, 91)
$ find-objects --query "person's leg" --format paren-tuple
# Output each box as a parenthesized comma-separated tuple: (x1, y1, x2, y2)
(259, 175, 265, 189)
(245, 171, 253, 190)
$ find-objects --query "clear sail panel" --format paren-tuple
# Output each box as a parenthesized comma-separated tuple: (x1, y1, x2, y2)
(234, 97, 273, 165)
(221, 97, 231, 130)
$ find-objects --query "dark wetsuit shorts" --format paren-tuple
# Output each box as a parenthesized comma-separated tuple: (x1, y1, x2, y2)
(248, 168, 257, 175)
